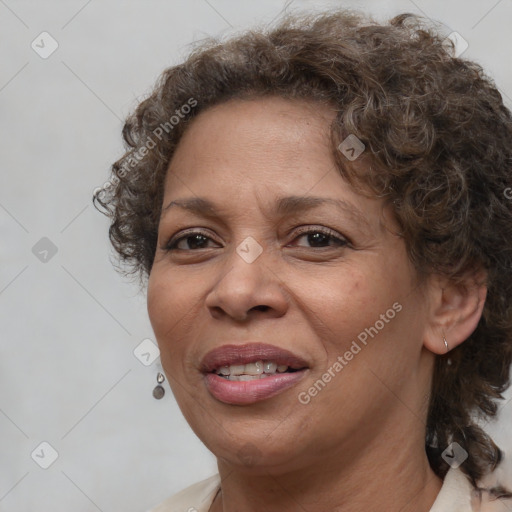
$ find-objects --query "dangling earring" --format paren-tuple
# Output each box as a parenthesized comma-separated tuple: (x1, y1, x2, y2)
(444, 336, 453, 366)
(152, 372, 165, 399)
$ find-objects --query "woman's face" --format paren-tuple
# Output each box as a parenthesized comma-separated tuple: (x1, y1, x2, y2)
(147, 96, 435, 473)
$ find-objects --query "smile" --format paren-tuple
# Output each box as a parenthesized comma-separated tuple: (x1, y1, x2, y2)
(201, 343, 309, 405)
(215, 360, 302, 379)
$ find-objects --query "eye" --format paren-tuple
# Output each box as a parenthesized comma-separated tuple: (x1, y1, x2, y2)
(162, 226, 350, 252)
(290, 226, 350, 249)
(164, 229, 220, 251)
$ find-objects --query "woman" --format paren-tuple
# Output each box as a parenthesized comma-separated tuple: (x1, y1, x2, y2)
(94, 8, 512, 512)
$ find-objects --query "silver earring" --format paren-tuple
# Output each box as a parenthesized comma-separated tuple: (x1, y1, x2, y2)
(443, 336, 453, 365)
(152, 372, 165, 399)
(443, 336, 452, 366)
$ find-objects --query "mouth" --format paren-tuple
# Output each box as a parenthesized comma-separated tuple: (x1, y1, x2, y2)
(213, 361, 303, 380)
(200, 343, 309, 405)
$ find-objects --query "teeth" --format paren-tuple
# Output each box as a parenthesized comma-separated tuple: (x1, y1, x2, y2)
(230, 364, 245, 376)
(237, 375, 257, 381)
(263, 361, 277, 373)
(244, 361, 264, 375)
(214, 360, 290, 378)
(228, 374, 272, 381)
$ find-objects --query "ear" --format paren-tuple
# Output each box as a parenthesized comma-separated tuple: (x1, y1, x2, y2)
(423, 270, 487, 355)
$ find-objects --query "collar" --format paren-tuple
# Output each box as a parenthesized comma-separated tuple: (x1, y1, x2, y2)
(429, 466, 475, 512)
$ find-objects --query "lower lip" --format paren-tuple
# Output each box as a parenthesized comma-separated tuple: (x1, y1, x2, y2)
(204, 371, 308, 405)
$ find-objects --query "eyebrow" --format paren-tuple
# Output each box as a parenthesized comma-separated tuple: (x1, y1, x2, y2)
(161, 195, 372, 229)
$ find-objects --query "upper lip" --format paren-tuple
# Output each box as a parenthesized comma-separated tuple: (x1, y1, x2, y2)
(200, 343, 309, 373)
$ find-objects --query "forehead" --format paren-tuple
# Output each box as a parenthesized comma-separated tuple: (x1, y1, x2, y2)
(159, 96, 393, 232)
(166, 96, 337, 173)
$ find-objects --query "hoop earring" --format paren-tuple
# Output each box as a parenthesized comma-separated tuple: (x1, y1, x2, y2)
(152, 372, 165, 399)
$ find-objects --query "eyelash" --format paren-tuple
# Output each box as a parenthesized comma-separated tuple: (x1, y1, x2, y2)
(163, 226, 350, 252)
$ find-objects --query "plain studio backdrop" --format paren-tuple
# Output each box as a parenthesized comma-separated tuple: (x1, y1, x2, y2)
(1, 1, 511, 511)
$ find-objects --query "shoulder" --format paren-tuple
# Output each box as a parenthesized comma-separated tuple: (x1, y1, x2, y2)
(145, 467, 475, 511)
(146, 474, 221, 512)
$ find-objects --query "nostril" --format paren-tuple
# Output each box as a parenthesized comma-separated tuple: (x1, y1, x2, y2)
(252, 305, 269, 312)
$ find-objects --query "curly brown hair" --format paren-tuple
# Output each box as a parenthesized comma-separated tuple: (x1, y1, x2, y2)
(93, 8, 512, 486)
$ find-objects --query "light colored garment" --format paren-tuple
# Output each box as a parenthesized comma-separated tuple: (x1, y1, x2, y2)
(146, 466, 474, 512)
(429, 466, 474, 511)
(146, 474, 221, 512)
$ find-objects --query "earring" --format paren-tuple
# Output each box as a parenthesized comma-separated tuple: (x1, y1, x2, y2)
(152, 372, 165, 399)
(443, 336, 453, 366)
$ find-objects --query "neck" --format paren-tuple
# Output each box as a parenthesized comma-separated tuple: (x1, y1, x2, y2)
(210, 423, 443, 512)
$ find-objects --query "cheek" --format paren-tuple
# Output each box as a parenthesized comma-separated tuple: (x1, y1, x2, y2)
(312, 271, 386, 335)
(147, 271, 188, 356)
(146, 272, 168, 336)
(147, 268, 192, 331)
(310, 262, 412, 361)
(147, 269, 207, 375)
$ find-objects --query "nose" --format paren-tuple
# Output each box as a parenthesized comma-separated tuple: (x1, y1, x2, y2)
(204, 243, 289, 322)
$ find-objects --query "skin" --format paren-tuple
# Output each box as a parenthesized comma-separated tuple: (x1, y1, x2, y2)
(146, 96, 487, 512)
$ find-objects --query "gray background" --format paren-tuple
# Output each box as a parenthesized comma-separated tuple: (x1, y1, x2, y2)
(1, 1, 511, 511)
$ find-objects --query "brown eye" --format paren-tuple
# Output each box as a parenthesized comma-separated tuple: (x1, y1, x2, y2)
(165, 230, 219, 251)
(291, 227, 349, 248)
